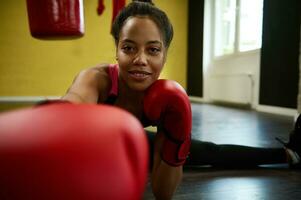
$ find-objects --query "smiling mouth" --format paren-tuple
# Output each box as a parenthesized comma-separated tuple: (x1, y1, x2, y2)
(128, 70, 152, 79)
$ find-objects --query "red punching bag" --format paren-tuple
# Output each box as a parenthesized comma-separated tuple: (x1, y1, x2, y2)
(26, 0, 85, 40)
(112, 0, 126, 25)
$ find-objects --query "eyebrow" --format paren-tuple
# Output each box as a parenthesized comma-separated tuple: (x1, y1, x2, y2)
(121, 39, 162, 46)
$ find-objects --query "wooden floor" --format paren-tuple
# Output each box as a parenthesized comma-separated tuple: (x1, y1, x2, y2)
(143, 103, 301, 200)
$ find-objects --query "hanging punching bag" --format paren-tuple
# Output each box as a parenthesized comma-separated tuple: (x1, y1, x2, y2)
(112, 0, 126, 25)
(26, 0, 84, 40)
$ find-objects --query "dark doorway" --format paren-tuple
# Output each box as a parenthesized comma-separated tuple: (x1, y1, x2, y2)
(187, 0, 205, 97)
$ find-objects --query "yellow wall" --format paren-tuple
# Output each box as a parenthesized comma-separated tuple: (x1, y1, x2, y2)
(0, 0, 188, 97)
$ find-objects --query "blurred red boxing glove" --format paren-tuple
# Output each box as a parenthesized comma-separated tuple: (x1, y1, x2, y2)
(143, 80, 192, 166)
(0, 103, 148, 200)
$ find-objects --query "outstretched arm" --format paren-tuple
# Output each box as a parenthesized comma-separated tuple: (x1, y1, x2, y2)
(62, 64, 109, 103)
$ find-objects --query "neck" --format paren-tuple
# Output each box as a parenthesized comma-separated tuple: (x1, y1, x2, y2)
(118, 78, 145, 105)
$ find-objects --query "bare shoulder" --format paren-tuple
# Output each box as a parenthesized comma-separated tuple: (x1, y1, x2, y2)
(74, 63, 111, 89)
(63, 63, 112, 103)
(92, 63, 111, 73)
(80, 63, 110, 81)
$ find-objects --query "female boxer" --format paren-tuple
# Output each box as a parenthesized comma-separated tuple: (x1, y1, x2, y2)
(63, 1, 186, 199)
(62, 0, 300, 199)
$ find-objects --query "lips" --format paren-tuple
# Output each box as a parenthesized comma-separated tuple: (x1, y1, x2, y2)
(128, 70, 152, 80)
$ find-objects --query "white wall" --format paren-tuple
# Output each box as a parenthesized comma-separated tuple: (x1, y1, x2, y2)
(207, 51, 260, 107)
(203, 0, 260, 108)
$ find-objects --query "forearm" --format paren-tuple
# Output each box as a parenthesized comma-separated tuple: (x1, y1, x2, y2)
(151, 161, 182, 200)
(151, 132, 183, 200)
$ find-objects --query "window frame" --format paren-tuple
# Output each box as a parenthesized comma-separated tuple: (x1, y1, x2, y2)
(212, 0, 263, 60)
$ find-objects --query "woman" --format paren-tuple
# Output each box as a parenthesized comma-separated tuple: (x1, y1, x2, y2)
(63, 1, 184, 199)
(62, 1, 301, 199)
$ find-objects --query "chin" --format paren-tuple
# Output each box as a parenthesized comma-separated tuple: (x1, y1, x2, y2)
(129, 82, 152, 92)
(131, 84, 148, 92)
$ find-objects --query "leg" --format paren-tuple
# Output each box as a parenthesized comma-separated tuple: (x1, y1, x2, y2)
(276, 113, 301, 168)
(186, 139, 287, 167)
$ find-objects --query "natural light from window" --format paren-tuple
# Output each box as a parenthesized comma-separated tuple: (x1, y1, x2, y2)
(239, 0, 263, 52)
(214, 0, 263, 57)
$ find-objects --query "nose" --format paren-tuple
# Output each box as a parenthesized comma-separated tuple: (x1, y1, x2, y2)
(133, 50, 147, 66)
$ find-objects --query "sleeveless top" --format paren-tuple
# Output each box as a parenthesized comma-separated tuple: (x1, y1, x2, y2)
(103, 64, 151, 127)
(103, 64, 118, 104)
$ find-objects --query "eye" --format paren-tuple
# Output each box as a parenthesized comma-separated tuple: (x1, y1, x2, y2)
(148, 47, 161, 55)
(121, 45, 135, 53)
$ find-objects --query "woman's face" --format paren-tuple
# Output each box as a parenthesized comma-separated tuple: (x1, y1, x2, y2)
(116, 16, 166, 92)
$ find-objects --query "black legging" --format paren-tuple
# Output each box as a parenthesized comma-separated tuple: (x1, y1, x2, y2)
(146, 131, 287, 168)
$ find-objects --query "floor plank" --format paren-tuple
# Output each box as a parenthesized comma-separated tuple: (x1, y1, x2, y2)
(143, 103, 301, 200)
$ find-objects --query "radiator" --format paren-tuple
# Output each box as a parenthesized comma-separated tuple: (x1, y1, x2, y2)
(209, 74, 253, 105)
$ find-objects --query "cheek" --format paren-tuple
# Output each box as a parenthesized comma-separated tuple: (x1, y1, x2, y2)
(152, 55, 165, 72)
(154, 62, 164, 73)
(116, 50, 123, 61)
(117, 51, 130, 65)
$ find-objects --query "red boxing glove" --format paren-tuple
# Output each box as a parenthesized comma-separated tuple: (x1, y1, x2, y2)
(143, 80, 192, 166)
(0, 104, 148, 200)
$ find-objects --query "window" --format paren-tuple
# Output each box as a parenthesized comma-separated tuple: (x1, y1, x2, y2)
(214, 0, 263, 57)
